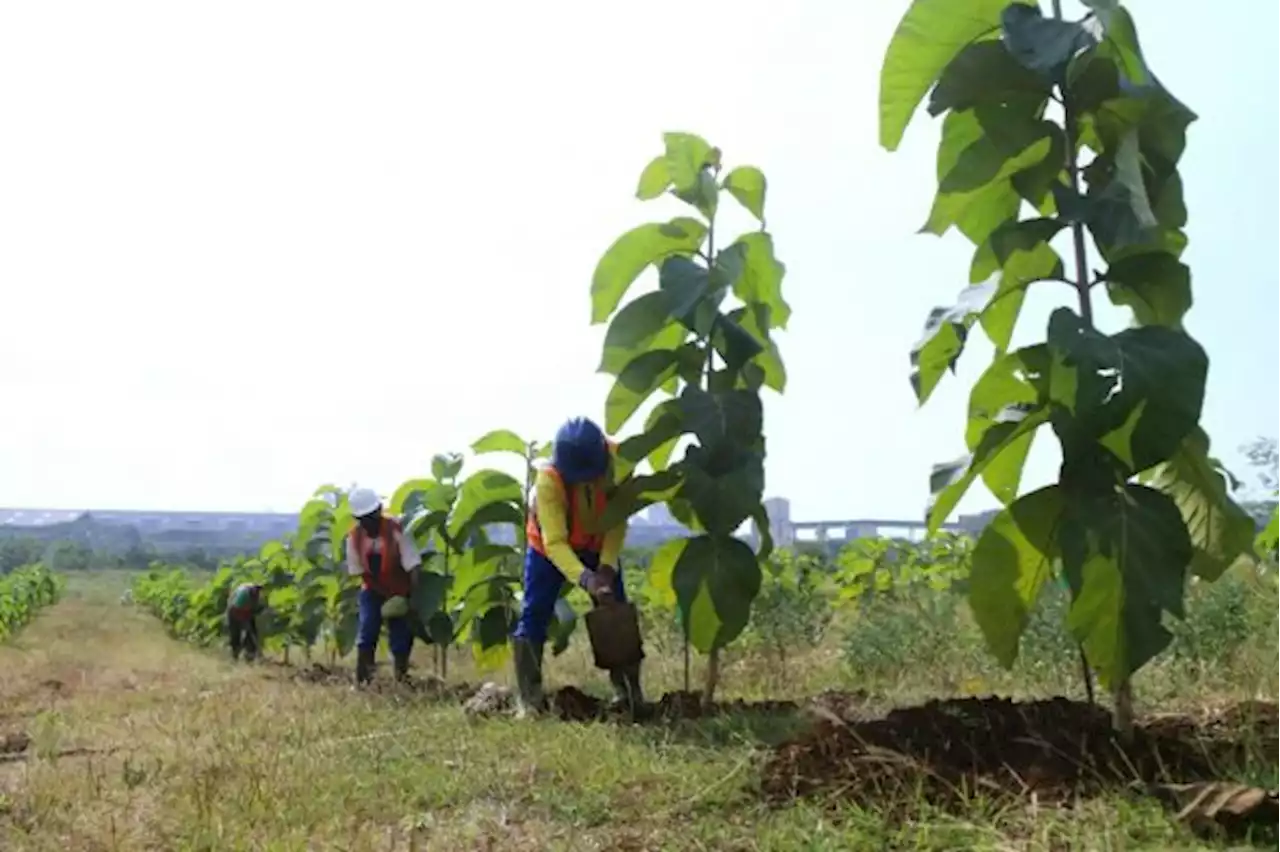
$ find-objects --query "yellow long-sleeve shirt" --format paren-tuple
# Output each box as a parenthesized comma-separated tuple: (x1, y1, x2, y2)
(533, 467, 627, 584)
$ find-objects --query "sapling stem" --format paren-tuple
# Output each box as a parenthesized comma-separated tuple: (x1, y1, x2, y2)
(1052, 0, 1103, 717)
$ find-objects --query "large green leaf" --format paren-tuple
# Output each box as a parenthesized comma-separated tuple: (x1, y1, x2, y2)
(729, 232, 791, 330)
(471, 429, 529, 457)
(1104, 251, 1191, 329)
(1046, 308, 1207, 473)
(645, 537, 687, 610)
(726, 304, 786, 393)
(1073, 136, 1163, 260)
(604, 349, 682, 434)
(1059, 484, 1191, 686)
(635, 156, 672, 200)
(678, 443, 765, 536)
(447, 470, 523, 539)
(591, 218, 708, 323)
(410, 570, 450, 624)
(659, 256, 713, 332)
(639, 400, 684, 472)
(1142, 428, 1257, 581)
(454, 502, 525, 546)
(970, 217, 1066, 352)
(1082, 1, 1151, 87)
(673, 169, 719, 221)
(450, 544, 516, 601)
(969, 485, 1064, 666)
(598, 292, 685, 376)
(548, 601, 577, 657)
(677, 386, 763, 448)
(1112, 129, 1158, 228)
(927, 403, 1049, 530)
(472, 606, 516, 670)
(662, 132, 715, 192)
(670, 533, 762, 652)
(878, 0, 1015, 151)
(938, 113, 1057, 195)
(618, 399, 683, 468)
(909, 282, 993, 404)
(965, 345, 1057, 506)
(389, 479, 438, 517)
(600, 469, 684, 531)
(929, 38, 1048, 117)
(1000, 3, 1094, 79)
(921, 103, 1049, 245)
(431, 453, 464, 482)
(709, 313, 765, 375)
(722, 166, 766, 221)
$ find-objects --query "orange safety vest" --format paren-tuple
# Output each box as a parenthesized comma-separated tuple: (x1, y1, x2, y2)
(526, 441, 617, 557)
(350, 516, 412, 597)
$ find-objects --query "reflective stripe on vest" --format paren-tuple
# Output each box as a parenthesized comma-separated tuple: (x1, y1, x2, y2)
(350, 517, 411, 596)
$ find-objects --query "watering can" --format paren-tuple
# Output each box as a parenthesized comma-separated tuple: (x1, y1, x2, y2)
(584, 599, 644, 671)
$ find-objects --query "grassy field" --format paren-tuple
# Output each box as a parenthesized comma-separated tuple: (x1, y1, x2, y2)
(0, 571, 1275, 851)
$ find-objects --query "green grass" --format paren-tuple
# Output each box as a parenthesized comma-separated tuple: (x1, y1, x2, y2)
(0, 572, 1274, 850)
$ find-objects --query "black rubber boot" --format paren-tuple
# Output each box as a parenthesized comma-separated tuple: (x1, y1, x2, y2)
(609, 663, 647, 719)
(513, 638, 546, 718)
(393, 654, 410, 683)
(355, 647, 376, 686)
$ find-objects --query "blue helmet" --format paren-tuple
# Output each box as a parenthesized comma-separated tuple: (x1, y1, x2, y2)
(552, 417, 609, 485)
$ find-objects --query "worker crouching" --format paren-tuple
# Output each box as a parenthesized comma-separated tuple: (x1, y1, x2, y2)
(346, 487, 423, 685)
(512, 417, 645, 717)
(226, 582, 265, 662)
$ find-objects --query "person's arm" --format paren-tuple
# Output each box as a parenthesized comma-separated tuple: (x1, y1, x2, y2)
(599, 444, 628, 569)
(534, 470, 589, 584)
(600, 519, 628, 570)
(395, 528, 422, 570)
(395, 528, 422, 590)
(345, 536, 363, 577)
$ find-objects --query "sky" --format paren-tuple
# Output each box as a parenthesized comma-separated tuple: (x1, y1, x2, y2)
(1, 0, 1276, 521)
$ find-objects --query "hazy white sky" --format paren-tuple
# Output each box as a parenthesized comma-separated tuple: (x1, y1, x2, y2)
(1, 1, 1276, 521)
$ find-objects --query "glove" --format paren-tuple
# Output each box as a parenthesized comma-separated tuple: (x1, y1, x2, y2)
(587, 565, 618, 603)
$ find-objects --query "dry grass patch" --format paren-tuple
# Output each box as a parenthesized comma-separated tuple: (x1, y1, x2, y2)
(0, 573, 1274, 851)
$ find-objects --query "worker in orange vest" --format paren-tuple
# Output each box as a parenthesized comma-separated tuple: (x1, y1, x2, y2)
(346, 487, 423, 684)
(513, 416, 643, 716)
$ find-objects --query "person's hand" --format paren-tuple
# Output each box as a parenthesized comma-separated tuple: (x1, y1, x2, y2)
(588, 565, 618, 603)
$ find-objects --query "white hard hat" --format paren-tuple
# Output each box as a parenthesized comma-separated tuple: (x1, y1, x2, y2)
(348, 487, 381, 519)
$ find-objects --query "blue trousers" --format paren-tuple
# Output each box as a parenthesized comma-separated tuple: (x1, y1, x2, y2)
(357, 588, 414, 657)
(513, 548, 626, 646)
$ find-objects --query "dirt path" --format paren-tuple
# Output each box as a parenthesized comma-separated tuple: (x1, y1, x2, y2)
(3, 574, 1276, 850)
(0, 573, 268, 849)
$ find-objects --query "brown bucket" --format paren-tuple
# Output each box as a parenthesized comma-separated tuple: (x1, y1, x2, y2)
(584, 601, 644, 670)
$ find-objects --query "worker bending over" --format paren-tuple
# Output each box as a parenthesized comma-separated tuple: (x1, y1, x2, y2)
(512, 416, 643, 716)
(346, 487, 422, 684)
(226, 582, 265, 662)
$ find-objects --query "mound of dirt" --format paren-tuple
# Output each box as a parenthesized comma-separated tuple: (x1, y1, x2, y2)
(290, 663, 475, 698)
(463, 682, 514, 716)
(549, 686, 605, 721)
(760, 696, 1279, 815)
(0, 731, 30, 756)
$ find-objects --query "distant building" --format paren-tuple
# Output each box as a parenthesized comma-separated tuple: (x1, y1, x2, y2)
(758, 497, 794, 548)
(0, 496, 1000, 560)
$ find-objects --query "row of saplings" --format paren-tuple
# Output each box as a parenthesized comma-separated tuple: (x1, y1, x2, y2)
(226, 417, 649, 718)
